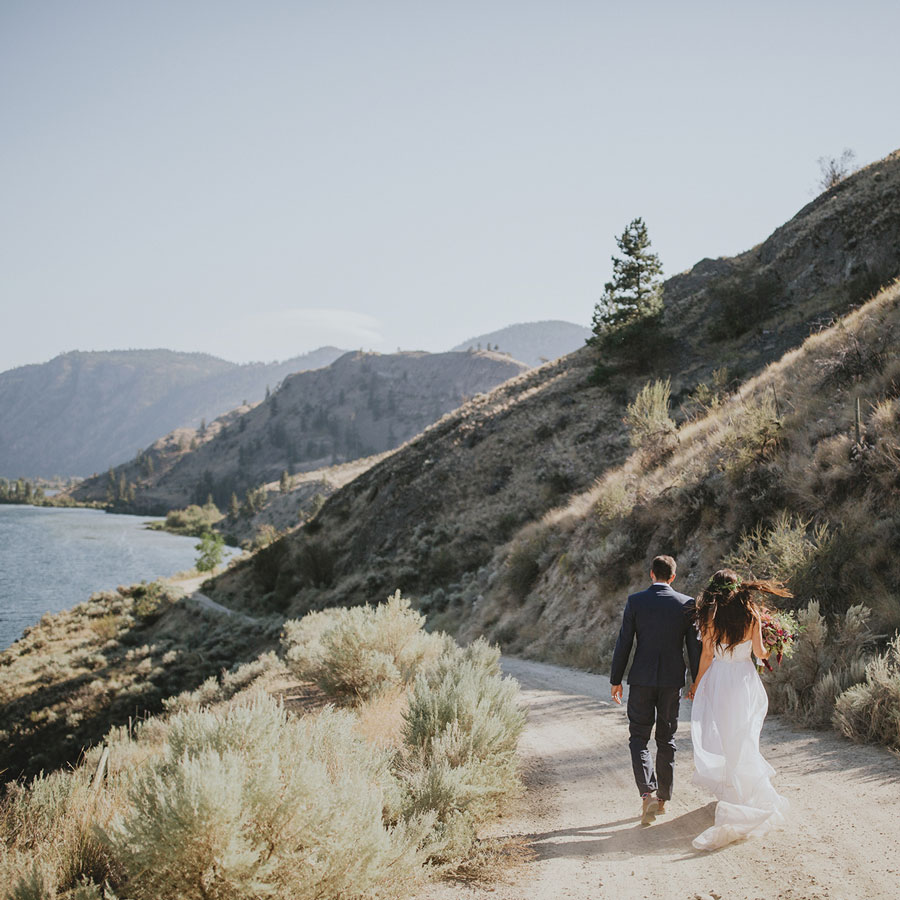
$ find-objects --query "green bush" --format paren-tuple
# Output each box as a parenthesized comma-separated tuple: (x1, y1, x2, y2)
(155, 502, 224, 537)
(129, 580, 176, 622)
(504, 525, 553, 602)
(725, 512, 829, 586)
(195, 530, 225, 573)
(707, 270, 782, 341)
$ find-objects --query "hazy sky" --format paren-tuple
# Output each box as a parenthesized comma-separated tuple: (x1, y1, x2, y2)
(2, 1, 898, 370)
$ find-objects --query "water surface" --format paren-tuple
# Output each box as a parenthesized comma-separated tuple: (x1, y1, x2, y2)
(0, 505, 232, 649)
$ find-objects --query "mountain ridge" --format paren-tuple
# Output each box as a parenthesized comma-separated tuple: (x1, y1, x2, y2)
(0, 346, 345, 477)
(67, 349, 529, 516)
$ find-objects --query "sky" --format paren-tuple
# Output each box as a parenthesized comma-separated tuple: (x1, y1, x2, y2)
(2, 0, 898, 370)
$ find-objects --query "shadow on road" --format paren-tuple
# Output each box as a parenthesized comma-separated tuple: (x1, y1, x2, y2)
(521, 802, 718, 861)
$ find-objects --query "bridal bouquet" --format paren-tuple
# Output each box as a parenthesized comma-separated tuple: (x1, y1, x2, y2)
(757, 609, 801, 673)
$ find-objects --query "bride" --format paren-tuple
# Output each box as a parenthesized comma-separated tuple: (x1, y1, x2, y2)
(686, 569, 790, 851)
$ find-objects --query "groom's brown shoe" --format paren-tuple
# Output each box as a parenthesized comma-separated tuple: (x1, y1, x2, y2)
(641, 795, 659, 825)
(656, 800, 667, 815)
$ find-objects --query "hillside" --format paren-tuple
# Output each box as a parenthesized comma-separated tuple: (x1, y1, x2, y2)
(68, 350, 528, 515)
(0, 347, 344, 478)
(204, 149, 900, 624)
(450, 320, 591, 367)
(467, 281, 900, 662)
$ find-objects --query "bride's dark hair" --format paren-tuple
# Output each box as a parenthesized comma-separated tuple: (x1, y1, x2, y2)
(694, 568, 792, 650)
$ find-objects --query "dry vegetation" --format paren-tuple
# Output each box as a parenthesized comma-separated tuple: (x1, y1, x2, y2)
(0, 595, 524, 899)
(0, 580, 278, 783)
(465, 281, 900, 749)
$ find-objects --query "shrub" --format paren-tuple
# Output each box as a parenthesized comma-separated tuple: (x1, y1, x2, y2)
(295, 538, 336, 588)
(833, 632, 900, 750)
(726, 513, 829, 586)
(88, 614, 121, 642)
(156, 502, 224, 537)
(104, 694, 429, 900)
(195, 530, 225, 573)
(624, 378, 677, 466)
(129, 580, 176, 622)
(716, 392, 781, 481)
(401, 640, 525, 862)
(504, 538, 542, 602)
(282, 592, 445, 704)
(0, 768, 117, 896)
(765, 602, 874, 727)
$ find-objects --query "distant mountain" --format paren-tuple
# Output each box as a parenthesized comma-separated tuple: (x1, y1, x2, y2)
(67, 350, 528, 513)
(0, 347, 344, 478)
(450, 320, 591, 367)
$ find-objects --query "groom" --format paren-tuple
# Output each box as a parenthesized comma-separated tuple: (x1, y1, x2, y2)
(610, 554, 701, 825)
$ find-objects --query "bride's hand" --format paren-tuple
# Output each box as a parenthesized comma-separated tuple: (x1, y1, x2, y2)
(686, 682, 696, 700)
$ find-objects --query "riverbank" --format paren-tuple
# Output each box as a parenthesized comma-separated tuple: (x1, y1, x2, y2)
(0, 567, 278, 782)
(0, 505, 238, 650)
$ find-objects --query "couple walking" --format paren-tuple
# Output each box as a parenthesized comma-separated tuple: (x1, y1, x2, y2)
(610, 554, 789, 850)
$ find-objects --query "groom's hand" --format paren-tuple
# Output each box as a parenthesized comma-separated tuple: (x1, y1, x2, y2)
(611, 684, 623, 705)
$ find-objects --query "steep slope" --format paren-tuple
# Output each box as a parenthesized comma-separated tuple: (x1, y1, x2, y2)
(0, 347, 344, 477)
(465, 280, 900, 665)
(205, 149, 900, 620)
(69, 350, 528, 514)
(450, 320, 592, 367)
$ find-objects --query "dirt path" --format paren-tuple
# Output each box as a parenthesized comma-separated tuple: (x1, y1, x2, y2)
(163, 572, 262, 624)
(422, 657, 900, 900)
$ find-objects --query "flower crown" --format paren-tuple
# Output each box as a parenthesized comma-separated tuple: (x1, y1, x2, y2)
(712, 574, 743, 591)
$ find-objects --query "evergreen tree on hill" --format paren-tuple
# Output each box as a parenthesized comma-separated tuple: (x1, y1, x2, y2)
(591, 217, 664, 340)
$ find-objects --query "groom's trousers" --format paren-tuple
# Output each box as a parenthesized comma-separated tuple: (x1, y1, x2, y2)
(626, 685, 681, 800)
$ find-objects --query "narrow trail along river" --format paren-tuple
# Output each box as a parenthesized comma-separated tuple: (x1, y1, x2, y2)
(421, 657, 900, 900)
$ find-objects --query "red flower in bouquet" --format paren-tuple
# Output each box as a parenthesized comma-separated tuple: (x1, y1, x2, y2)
(757, 608, 801, 674)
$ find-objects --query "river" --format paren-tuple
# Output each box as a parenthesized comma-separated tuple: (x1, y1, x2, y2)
(0, 505, 236, 649)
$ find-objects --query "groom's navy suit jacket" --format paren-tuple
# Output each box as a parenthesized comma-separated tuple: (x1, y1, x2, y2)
(610, 583, 701, 688)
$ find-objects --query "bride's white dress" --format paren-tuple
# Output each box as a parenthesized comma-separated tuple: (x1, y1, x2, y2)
(691, 639, 788, 850)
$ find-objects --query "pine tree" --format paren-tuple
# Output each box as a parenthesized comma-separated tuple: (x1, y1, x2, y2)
(591, 217, 663, 339)
(280, 470, 291, 494)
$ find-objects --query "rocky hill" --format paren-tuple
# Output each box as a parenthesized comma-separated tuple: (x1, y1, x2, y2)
(0, 347, 344, 478)
(68, 350, 528, 514)
(461, 279, 900, 666)
(203, 149, 900, 625)
(450, 320, 592, 367)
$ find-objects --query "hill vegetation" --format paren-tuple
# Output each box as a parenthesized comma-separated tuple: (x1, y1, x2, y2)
(202, 151, 900, 749)
(66, 349, 527, 517)
(207, 151, 900, 618)
(0, 591, 524, 898)
(0, 347, 345, 478)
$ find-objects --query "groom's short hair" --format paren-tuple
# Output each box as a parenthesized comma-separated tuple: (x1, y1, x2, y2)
(651, 555, 676, 580)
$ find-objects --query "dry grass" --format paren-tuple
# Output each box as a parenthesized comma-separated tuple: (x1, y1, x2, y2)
(0, 582, 274, 784)
(464, 282, 900, 748)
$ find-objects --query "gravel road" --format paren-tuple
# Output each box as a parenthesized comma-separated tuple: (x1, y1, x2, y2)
(421, 656, 900, 900)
